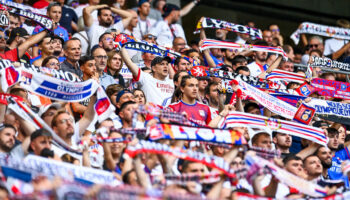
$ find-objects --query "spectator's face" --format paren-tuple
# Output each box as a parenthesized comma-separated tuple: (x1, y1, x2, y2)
(273, 133, 292, 149)
(152, 60, 169, 78)
(279, 62, 294, 72)
(327, 133, 339, 150)
(174, 71, 189, 87)
(198, 79, 208, 91)
(294, 54, 302, 64)
(133, 90, 146, 105)
(52, 39, 62, 53)
(120, 104, 136, 123)
(255, 51, 267, 62)
(285, 159, 303, 176)
(183, 162, 205, 174)
(338, 126, 346, 145)
(269, 25, 280, 36)
(207, 84, 219, 105)
(156, 0, 166, 11)
(93, 48, 108, 72)
(142, 52, 155, 62)
(64, 40, 81, 62)
(45, 58, 60, 70)
(224, 49, 236, 60)
(171, 10, 180, 24)
(0, 31, 6, 50)
(108, 53, 122, 71)
(99, 9, 113, 27)
(286, 47, 295, 61)
(304, 156, 322, 177)
(42, 108, 58, 126)
(173, 38, 186, 53)
(100, 34, 114, 51)
(30, 136, 52, 156)
(117, 93, 135, 108)
(216, 29, 228, 39)
(176, 58, 191, 71)
(40, 37, 54, 55)
(9, 15, 20, 31)
(308, 38, 324, 52)
(181, 78, 198, 100)
(231, 156, 244, 170)
(316, 147, 332, 169)
(0, 128, 15, 152)
(262, 30, 273, 46)
(188, 51, 201, 64)
(130, 11, 138, 28)
(210, 48, 223, 58)
(109, 132, 125, 155)
(253, 134, 272, 149)
(47, 6, 62, 23)
(139, 2, 151, 16)
(53, 113, 74, 141)
(81, 59, 97, 78)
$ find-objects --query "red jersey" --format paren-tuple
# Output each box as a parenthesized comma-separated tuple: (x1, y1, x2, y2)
(0, 48, 18, 62)
(168, 100, 212, 125)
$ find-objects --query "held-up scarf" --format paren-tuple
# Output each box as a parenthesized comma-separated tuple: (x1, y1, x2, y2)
(266, 69, 306, 84)
(199, 39, 288, 59)
(189, 66, 286, 89)
(125, 140, 235, 178)
(290, 22, 350, 45)
(238, 80, 297, 119)
(147, 123, 246, 145)
(219, 111, 327, 146)
(248, 146, 281, 159)
(293, 102, 316, 125)
(245, 154, 328, 197)
(0, 0, 53, 31)
(0, 65, 20, 92)
(0, 11, 8, 26)
(311, 78, 350, 99)
(0, 59, 81, 82)
(193, 17, 262, 39)
(311, 56, 350, 72)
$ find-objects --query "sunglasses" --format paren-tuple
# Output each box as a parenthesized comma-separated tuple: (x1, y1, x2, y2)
(0, 35, 8, 40)
(307, 44, 319, 48)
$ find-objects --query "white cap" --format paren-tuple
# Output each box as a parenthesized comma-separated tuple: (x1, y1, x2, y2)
(38, 103, 62, 117)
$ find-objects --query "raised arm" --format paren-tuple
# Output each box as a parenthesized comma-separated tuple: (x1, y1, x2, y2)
(258, 55, 282, 79)
(330, 42, 350, 60)
(120, 47, 140, 79)
(83, 4, 108, 28)
(110, 7, 133, 28)
(18, 29, 49, 59)
(78, 95, 96, 137)
(180, 0, 199, 17)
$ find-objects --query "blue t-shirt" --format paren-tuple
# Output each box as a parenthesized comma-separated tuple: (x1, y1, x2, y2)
(32, 25, 69, 42)
(328, 147, 350, 187)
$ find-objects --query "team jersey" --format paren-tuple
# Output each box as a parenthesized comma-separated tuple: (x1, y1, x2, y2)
(328, 147, 350, 187)
(168, 100, 212, 125)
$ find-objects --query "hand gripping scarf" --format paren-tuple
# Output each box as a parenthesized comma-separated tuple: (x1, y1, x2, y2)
(219, 111, 327, 146)
(290, 22, 350, 45)
(199, 39, 288, 59)
(194, 17, 262, 39)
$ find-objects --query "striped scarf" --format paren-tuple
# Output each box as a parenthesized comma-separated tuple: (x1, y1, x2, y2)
(266, 69, 305, 84)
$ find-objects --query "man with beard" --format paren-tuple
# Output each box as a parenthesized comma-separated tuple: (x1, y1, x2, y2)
(223, 49, 236, 68)
(173, 37, 187, 53)
(247, 40, 269, 77)
(205, 81, 224, 119)
(98, 33, 114, 53)
(0, 124, 16, 154)
(174, 56, 192, 71)
(315, 146, 332, 179)
(83, 5, 132, 48)
(272, 131, 292, 158)
(303, 155, 323, 182)
(150, 4, 186, 47)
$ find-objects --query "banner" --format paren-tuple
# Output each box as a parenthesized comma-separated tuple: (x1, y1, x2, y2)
(246, 154, 328, 197)
(311, 56, 350, 72)
(219, 111, 327, 146)
(95, 87, 115, 122)
(0, 65, 20, 92)
(0, 59, 81, 82)
(199, 39, 288, 59)
(194, 17, 262, 39)
(125, 140, 235, 178)
(266, 69, 305, 84)
(148, 123, 246, 145)
(20, 69, 99, 102)
(293, 103, 316, 125)
(311, 78, 350, 99)
(238, 80, 297, 119)
(290, 22, 350, 45)
(0, 0, 53, 31)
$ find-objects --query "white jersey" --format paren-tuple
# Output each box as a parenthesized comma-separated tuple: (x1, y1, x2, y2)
(133, 17, 156, 40)
(150, 20, 186, 47)
(135, 68, 174, 105)
(247, 61, 264, 77)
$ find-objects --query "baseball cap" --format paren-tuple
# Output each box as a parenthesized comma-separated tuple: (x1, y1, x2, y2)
(162, 3, 180, 18)
(7, 27, 28, 44)
(151, 56, 172, 67)
(38, 103, 62, 117)
(138, 0, 149, 7)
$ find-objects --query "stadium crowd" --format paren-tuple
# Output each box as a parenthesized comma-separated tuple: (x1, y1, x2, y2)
(0, 0, 349, 199)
